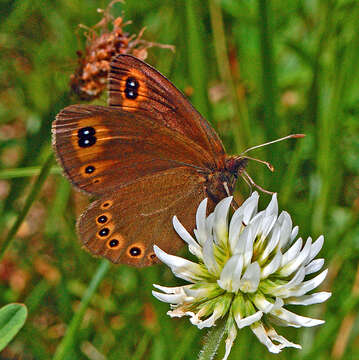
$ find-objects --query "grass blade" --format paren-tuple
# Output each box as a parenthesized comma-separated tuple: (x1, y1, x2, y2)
(0, 166, 61, 180)
(257, 0, 278, 139)
(185, 0, 209, 119)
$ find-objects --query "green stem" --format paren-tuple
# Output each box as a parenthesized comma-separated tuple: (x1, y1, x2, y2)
(305, 0, 334, 127)
(198, 318, 226, 360)
(53, 259, 110, 360)
(0, 153, 55, 261)
(311, 0, 348, 235)
(258, 0, 277, 138)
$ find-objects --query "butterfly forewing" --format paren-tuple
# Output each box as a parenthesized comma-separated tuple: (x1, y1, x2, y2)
(108, 55, 226, 169)
(52, 105, 215, 195)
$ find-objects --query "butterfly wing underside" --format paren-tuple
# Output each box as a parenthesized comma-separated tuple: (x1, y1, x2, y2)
(52, 55, 229, 266)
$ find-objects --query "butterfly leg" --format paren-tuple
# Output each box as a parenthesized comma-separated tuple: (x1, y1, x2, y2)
(232, 197, 241, 210)
(223, 181, 231, 196)
(242, 170, 274, 195)
(222, 181, 237, 210)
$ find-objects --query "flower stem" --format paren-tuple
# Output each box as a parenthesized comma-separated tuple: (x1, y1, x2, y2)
(198, 317, 226, 360)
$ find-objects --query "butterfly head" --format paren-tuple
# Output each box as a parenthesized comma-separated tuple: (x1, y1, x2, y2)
(225, 155, 275, 195)
(206, 156, 247, 198)
(225, 156, 248, 178)
(224, 134, 305, 195)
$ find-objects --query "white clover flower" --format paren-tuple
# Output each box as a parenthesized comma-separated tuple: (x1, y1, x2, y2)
(152, 193, 331, 359)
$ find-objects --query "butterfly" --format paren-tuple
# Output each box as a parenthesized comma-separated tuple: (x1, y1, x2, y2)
(52, 54, 295, 267)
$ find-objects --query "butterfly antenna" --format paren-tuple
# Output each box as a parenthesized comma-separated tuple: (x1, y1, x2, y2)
(242, 170, 274, 195)
(240, 134, 305, 155)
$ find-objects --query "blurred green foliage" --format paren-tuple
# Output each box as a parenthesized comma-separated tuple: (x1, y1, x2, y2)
(0, 0, 358, 359)
(0, 303, 27, 351)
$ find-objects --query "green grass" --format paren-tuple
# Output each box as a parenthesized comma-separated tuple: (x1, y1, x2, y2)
(0, 0, 358, 359)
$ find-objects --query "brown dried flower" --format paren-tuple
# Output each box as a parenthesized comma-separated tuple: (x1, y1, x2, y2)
(70, 0, 174, 101)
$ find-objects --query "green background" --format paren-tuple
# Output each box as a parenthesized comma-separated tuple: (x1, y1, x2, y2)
(0, 0, 358, 359)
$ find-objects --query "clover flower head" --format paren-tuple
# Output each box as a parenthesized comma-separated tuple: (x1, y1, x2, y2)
(152, 192, 331, 359)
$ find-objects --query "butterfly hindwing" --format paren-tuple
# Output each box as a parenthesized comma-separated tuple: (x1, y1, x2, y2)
(77, 167, 212, 266)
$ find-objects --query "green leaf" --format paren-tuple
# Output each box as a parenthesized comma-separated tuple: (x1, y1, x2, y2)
(0, 303, 28, 351)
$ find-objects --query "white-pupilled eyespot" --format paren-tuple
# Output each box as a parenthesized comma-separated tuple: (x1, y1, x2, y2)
(152, 193, 331, 359)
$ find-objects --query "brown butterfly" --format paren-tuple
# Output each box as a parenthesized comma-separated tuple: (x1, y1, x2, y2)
(52, 54, 299, 267)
